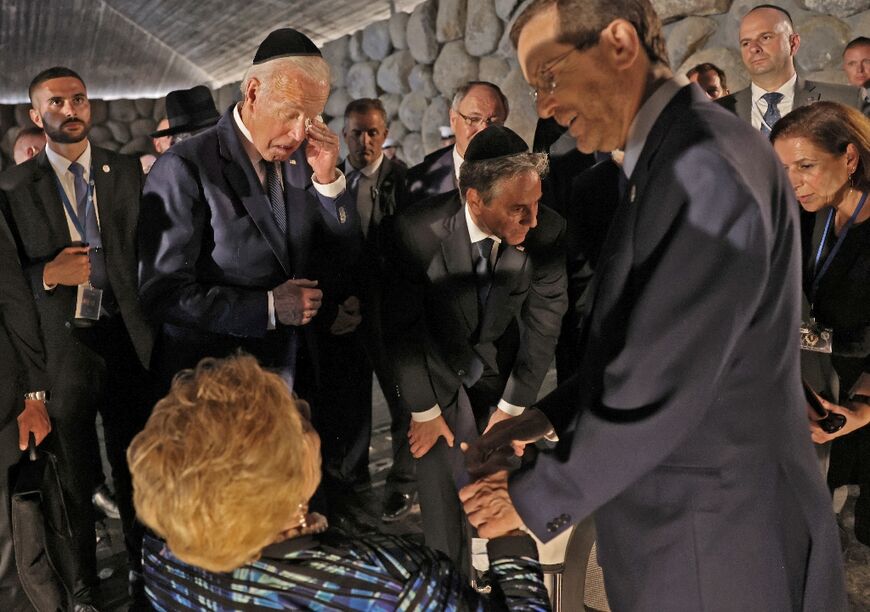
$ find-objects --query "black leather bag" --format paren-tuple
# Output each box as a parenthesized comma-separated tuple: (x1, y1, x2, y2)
(10, 437, 75, 611)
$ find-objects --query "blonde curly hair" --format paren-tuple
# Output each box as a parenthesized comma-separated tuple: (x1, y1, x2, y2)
(128, 354, 321, 572)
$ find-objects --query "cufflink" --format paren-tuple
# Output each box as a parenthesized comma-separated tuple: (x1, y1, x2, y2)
(102, 164, 110, 173)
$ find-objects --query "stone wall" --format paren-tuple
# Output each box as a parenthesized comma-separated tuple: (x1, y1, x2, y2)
(1, 0, 866, 169)
(320, 0, 869, 166)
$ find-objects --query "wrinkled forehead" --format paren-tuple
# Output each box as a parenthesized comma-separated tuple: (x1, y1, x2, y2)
(458, 86, 504, 115)
(267, 70, 329, 110)
(845, 45, 870, 61)
(516, 5, 565, 77)
(739, 8, 792, 38)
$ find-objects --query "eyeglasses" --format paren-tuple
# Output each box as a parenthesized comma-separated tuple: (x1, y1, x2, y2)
(455, 110, 505, 129)
(528, 47, 576, 102)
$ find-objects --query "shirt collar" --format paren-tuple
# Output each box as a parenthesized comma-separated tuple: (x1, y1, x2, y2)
(452, 146, 464, 182)
(344, 153, 384, 178)
(45, 141, 92, 181)
(750, 72, 797, 104)
(622, 75, 688, 179)
(233, 103, 264, 169)
(464, 202, 501, 246)
(862, 87, 870, 103)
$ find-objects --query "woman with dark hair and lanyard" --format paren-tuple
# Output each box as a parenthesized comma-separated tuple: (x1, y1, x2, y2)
(772, 101, 870, 545)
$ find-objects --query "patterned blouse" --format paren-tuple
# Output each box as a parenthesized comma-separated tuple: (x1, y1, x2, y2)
(143, 530, 550, 611)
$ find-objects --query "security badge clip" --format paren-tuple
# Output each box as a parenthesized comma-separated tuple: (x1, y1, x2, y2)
(799, 318, 833, 354)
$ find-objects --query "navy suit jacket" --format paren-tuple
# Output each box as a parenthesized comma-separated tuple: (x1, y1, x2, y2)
(139, 107, 357, 381)
(405, 145, 456, 202)
(512, 85, 846, 610)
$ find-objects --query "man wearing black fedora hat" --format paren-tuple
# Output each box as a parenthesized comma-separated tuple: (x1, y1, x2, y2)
(139, 30, 357, 398)
(149, 85, 220, 148)
(383, 125, 567, 570)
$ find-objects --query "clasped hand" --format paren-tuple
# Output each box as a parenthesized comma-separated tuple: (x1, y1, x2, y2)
(273, 279, 322, 326)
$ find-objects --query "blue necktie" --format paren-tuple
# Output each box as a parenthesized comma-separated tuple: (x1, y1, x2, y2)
(264, 161, 287, 234)
(68, 162, 107, 289)
(474, 237, 494, 309)
(760, 92, 784, 138)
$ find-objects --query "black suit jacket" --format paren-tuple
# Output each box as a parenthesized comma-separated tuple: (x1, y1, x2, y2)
(385, 192, 567, 415)
(405, 145, 456, 202)
(0, 147, 153, 369)
(139, 107, 358, 380)
(512, 85, 847, 610)
(0, 212, 48, 429)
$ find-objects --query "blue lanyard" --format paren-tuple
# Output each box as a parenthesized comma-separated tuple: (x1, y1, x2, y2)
(52, 167, 95, 242)
(811, 190, 868, 302)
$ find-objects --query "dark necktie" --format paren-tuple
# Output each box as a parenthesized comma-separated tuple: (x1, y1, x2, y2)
(68, 162, 107, 289)
(760, 92, 784, 138)
(264, 161, 287, 234)
(346, 168, 372, 236)
(474, 237, 495, 309)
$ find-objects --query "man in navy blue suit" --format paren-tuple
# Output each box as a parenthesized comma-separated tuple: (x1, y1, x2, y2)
(139, 29, 357, 393)
(461, 0, 848, 609)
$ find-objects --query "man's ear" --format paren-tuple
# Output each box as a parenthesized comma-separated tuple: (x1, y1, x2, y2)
(244, 78, 261, 108)
(789, 33, 801, 57)
(467, 188, 485, 215)
(600, 19, 641, 71)
(29, 108, 43, 129)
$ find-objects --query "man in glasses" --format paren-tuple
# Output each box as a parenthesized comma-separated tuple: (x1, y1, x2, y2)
(460, 0, 847, 609)
(406, 81, 509, 201)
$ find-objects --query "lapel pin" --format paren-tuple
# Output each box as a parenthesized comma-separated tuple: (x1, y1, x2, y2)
(288, 159, 296, 165)
(338, 207, 347, 224)
(630, 185, 636, 202)
(102, 164, 110, 173)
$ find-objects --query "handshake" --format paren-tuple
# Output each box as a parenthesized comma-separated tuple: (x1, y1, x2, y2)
(459, 408, 555, 538)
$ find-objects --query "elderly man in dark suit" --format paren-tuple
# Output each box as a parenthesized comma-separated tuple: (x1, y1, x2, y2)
(460, 1, 848, 610)
(0, 213, 52, 610)
(139, 29, 357, 396)
(0, 66, 154, 607)
(405, 81, 509, 201)
(386, 125, 567, 569)
(718, 5, 858, 133)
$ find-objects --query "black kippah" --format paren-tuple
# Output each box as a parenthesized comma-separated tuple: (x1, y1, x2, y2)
(463, 125, 528, 163)
(253, 28, 321, 64)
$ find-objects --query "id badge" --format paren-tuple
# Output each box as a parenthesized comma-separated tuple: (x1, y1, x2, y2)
(75, 284, 103, 321)
(800, 319, 833, 353)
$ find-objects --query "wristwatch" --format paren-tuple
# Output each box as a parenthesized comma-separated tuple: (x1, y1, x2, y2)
(24, 390, 49, 402)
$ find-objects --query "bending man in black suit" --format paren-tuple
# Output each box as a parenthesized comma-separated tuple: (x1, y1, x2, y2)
(461, 1, 848, 610)
(0, 66, 154, 606)
(385, 126, 567, 569)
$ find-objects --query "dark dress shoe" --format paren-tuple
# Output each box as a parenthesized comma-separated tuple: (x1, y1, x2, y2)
(92, 484, 120, 520)
(381, 492, 416, 523)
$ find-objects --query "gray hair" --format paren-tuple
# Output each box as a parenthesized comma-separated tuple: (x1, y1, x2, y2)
(239, 56, 330, 99)
(459, 152, 549, 203)
(451, 81, 510, 118)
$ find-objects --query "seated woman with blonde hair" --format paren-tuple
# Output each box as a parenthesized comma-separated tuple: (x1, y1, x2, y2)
(772, 101, 870, 544)
(128, 354, 549, 611)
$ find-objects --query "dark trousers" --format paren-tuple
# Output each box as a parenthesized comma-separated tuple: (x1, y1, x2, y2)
(416, 378, 500, 574)
(48, 315, 152, 596)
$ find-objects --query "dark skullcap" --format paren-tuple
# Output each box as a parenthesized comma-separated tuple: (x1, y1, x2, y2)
(463, 125, 528, 163)
(253, 28, 321, 64)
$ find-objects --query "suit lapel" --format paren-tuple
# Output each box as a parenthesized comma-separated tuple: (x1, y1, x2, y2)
(90, 147, 117, 235)
(795, 77, 820, 108)
(439, 204, 478, 332)
(217, 113, 291, 276)
(281, 149, 311, 274)
(31, 152, 71, 246)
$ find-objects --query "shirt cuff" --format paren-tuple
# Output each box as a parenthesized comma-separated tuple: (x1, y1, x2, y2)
(411, 404, 442, 423)
(267, 290, 276, 330)
(497, 399, 525, 416)
(311, 168, 346, 198)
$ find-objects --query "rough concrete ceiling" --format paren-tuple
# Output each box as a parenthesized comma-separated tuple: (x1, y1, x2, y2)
(0, 0, 424, 103)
